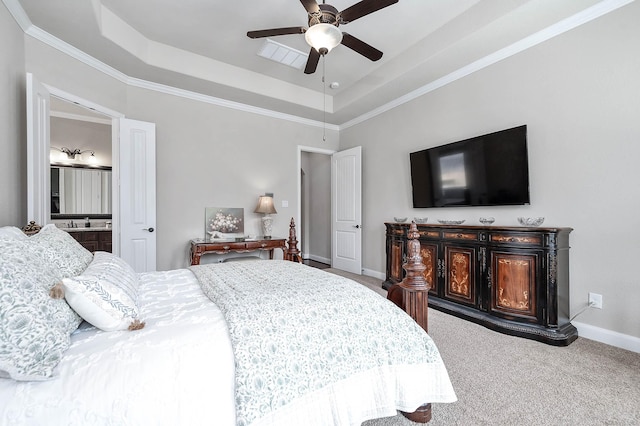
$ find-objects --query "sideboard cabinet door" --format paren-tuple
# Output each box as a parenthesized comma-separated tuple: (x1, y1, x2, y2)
(489, 250, 541, 323)
(419, 242, 439, 296)
(443, 245, 477, 308)
(384, 224, 406, 289)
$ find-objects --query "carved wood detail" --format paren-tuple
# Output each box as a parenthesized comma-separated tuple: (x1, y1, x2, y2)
(491, 234, 541, 244)
(450, 252, 470, 297)
(493, 254, 536, 318)
(443, 231, 477, 241)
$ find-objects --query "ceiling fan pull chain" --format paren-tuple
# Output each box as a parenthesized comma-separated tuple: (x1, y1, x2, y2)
(322, 57, 326, 142)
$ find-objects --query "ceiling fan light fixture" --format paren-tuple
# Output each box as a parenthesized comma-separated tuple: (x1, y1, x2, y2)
(305, 23, 342, 54)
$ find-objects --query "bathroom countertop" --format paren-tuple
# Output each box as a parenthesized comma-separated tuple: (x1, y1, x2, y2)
(60, 227, 112, 232)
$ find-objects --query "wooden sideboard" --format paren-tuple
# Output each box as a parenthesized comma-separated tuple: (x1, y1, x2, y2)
(384, 222, 577, 346)
(190, 237, 286, 265)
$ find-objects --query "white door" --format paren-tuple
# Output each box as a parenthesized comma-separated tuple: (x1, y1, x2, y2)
(26, 73, 50, 226)
(119, 119, 157, 272)
(331, 146, 362, 274)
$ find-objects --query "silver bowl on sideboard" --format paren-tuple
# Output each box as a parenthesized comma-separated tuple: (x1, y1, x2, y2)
(517, 217, 545, 227)
(394, 217, 407, 223)
(479, 217, 495, 225)
(437, 219, 465, 225)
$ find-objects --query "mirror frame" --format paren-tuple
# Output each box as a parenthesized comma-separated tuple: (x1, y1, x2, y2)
(50, 162, 113, 220)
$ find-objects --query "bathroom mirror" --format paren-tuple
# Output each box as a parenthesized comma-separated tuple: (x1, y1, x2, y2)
(51, 165, 112, 218)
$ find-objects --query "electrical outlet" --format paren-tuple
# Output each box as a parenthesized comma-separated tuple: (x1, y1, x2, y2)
(588, 292, 603, 309)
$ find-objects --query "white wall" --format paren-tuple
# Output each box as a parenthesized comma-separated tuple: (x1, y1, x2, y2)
(339, 2, 640, 341)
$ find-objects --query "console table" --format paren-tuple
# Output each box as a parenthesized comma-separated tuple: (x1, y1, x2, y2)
(384, 222, 577, 346)
(190, 237, 286, 265)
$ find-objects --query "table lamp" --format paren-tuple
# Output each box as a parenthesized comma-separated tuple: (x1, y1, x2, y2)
(254, 195, 277, 238)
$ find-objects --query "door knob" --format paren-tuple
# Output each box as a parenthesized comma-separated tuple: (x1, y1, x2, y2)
(144, 227, 155, 232)
(354, 224, 361, 229)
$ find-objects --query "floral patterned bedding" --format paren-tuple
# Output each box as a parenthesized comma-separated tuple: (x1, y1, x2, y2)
(0, 268, 237, 425)
(190, 260, 456, 426)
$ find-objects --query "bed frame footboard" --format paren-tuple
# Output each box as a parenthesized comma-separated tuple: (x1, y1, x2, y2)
(387, 221, 433, 423)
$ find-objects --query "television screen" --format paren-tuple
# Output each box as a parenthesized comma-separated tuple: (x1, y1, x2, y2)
(410, 125, 530, 208)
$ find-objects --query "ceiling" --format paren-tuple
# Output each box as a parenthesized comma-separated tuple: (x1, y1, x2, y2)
(10, 0, 616, 125)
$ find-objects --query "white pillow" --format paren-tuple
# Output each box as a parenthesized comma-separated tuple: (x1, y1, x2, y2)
(30, 224, 93, 278)
(0, 239, 82, 381)
(0, 226, 28, 241)
(62, 251, 141, 331)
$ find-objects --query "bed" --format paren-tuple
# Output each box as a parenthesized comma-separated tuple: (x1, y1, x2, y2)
(0, 220, 456, 425)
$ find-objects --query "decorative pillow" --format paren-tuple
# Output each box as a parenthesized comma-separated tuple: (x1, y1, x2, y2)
(29, 224, 93, 278)
(0, 239, 82, 381)
(0, 226, 29, 241)
(62, 251, 142, 331)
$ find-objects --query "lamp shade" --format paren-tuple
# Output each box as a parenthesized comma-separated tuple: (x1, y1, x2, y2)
(304, 23, 343, 54)
(254, 196, 277, 215)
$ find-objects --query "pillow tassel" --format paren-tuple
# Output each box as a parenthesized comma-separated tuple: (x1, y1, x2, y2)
(49, 282, 65, 299)
(128, 319, 146, 331)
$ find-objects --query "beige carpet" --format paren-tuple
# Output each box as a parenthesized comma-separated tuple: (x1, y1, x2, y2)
(324, 268, 640, 426)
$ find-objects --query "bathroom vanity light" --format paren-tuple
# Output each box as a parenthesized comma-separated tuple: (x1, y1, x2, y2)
(53, 147, 95, 159)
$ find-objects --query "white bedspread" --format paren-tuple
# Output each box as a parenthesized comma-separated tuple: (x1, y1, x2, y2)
(0, 269, 237, 426)
(192, 261, 457, 426)
(0, 264, 456, 426)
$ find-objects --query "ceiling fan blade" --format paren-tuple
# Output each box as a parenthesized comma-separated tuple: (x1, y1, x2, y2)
(247, 27, 306, 39)
(341, 33, 383, 61)
(339, 0, 398, 24)
(304, 48, 321, 74)
(300, 0, 320, 15)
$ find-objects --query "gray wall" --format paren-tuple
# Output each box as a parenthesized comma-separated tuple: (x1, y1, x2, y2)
(340, 3, 640, 339)
(0, 4, 25, 226)
(125, 86, 338, 270)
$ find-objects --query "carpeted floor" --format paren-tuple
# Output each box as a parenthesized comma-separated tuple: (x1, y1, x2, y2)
(323, 268, 640, 426)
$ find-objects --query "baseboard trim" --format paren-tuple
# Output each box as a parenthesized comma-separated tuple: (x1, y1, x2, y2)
(573, 321, 640, 354)
(307, 254, 331, 265)
(361, 270, 640, 354)
(363, 268, 385, 281)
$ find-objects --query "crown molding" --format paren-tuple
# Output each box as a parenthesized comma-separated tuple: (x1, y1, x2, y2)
(5, 0, 633, 132)
(126, 76, 339, 131)
(2, 0, 30, 31)
(340, 0, 636, 130)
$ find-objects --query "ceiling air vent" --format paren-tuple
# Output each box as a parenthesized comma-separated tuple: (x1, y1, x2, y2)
(257, 39, 308, 70)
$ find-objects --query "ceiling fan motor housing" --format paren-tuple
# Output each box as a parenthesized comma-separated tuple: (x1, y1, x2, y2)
(309, 4, 340, 27)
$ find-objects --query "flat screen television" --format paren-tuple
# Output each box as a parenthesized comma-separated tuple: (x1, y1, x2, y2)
(410, 125, 530, 208)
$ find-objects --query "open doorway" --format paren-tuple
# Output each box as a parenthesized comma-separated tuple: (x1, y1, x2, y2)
(299, 147, 333, 267)
(28, 74, 157, 271)
(49, 96, 113, 222)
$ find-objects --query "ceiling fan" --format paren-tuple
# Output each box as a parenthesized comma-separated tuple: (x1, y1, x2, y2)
(247, 0, 399, 74)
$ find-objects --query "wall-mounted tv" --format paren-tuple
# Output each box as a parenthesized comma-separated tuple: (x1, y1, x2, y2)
(410, 125, 530, 208)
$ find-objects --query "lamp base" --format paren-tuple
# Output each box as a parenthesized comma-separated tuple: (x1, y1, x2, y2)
(261, 215, 273, 238)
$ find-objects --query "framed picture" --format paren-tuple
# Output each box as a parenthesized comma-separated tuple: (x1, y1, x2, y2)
(205, 207, 244, 239)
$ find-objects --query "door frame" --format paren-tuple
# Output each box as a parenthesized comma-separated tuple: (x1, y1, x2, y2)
(297, 145, 335, 262)
(32, 80, 124, 254)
